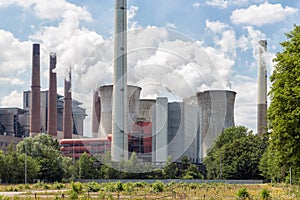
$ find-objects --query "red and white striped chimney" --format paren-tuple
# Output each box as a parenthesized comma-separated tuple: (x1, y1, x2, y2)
(47, 53, 57, 137)
(30, 43, 41, 137)
(63, 71, 73, 139)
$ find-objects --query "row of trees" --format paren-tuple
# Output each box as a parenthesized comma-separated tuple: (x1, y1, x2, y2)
(0, 134, 204, 183)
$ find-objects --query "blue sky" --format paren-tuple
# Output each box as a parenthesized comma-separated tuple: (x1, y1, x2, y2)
(0, 0, 299, 135)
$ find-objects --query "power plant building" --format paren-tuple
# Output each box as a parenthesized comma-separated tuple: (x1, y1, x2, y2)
(92, 84, 236, 163)
(23, 90, 87, 136)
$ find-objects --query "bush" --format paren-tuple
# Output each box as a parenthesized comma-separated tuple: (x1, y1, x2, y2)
(105, 182, 116, 192)
(68, 190, 78, 200)
(52, 182, 64, 190)
(85, 182, 100, 192)
(260, 189, 271, 200)
(152, 181, 164, 192)
(43, 184, 50, 190)
(115, 181, 123, 192)
(70, 182, 83, 194)
(123, 182, 134, 193)
(236, 187, 249, 199)
(133, 181, 146, 188)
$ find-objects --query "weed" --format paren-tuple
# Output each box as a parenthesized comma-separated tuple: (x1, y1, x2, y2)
(85, 182, 100, 192)
(260, 188, 271, 200)
(152, 181, 164, 192)
(236, 187, 249, 200)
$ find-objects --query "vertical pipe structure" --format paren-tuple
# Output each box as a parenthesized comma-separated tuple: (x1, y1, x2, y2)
(48, 53, 57, 137)
(155, 97, 168, 163)
(30, 43, 41, 137)
(257, 40, 267, 135)
(92, 90, 101, 138)
(63, 71, 73, 139)
(112, 0, 128, 161)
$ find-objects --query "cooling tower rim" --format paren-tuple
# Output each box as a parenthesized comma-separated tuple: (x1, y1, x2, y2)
(98, 84, 142, 90)
(196, 90, 236, 96)
(139, 99, 157, 102)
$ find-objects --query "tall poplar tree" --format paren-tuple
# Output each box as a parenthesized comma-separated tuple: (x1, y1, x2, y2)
(263, 25, 300, 181)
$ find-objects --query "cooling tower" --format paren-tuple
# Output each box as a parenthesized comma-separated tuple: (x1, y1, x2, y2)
(257, 40, 267, 135)
(197, 90, 236, 158)
(63, 72, 73, 139)
(30, 43, 41, 137)
(99, 85, 141, 138)
(47, 53, 57, 137)
(92, 90, 101, 138)
(138, 99, 156, 122)
(112, 0, 128, 161)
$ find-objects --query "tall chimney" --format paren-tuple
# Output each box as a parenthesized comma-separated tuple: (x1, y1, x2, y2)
(63, 71, 73, 139)
(30, 43, 41, 137)
(257, 40, 268, 135)
(112, 0, 128, 161)
(92, 90, 101, 138)
(47, 53, 57, 137)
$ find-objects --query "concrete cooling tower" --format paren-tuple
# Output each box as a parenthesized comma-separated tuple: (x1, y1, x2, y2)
(92, 90, 101, 138)
(138, 99, 156, 122)
(197, 90, 236, 158)
(98, 85, 141, 138)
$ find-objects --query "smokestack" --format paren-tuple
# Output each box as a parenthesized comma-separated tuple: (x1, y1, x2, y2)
(30, 43, 41, 137)
(92, 90, 101, 138)
(47, 53, 57, 137)
(63, 71, 73, 139)
(257, 40, 268, 135)
(112, 0, 128, 161)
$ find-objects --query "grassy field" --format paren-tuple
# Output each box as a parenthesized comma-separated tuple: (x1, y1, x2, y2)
(0, 181, 299, 199)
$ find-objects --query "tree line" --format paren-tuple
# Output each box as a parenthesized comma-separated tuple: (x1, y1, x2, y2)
(0, 134, 204, 183)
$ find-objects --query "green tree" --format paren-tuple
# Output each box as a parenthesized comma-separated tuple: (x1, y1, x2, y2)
(183, 164, 203, 179)
(264, 25, 300, 182)
(78, 152, 98, 179)
(2, 145, 22, 183)
(17, 134, 69, 182)
(163, 156, 178, 179)
(204, 126, 267, 180)
(18, 154, 40, 183)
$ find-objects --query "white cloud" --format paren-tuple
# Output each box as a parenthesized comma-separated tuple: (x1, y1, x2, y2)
(0, 77, 25, 85)
(165, 22, 176, 29)
(206, 0, 228, 8)
(193, 2, 201, 8)
(242, 26, 266, 58)
(128, 5, 141, 30)
(0, 30, 31, 76)
(232, 75, 257, 132)
(230, 3, 298, 26)
(0, 0, 92, 21)
(1, 90, 23, 108)
(205, 20, 228, 33)
(205, 20, 238, 56)
(206, 0, 264, 9)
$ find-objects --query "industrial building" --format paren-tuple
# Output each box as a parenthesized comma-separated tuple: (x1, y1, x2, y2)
(23, 90, 87, 136)
(90, 84, 236, 163)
